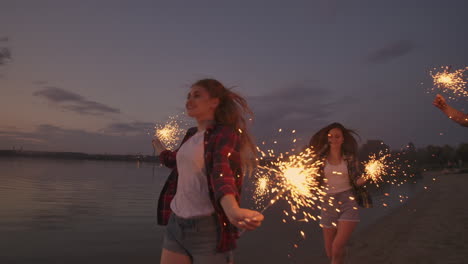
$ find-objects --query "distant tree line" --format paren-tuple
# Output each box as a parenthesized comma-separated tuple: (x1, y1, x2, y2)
(1, 140, 467, 170)
(0, 150, 158, 163)
(0, 37, 11, 66)
(359, 140, 468, 172)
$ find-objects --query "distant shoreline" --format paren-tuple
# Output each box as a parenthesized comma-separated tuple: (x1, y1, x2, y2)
(0, 149, 159, 163)
(0, 149, 278, 166)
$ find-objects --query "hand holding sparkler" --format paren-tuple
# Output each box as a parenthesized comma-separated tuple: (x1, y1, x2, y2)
(153, 115, 186, 151)
(433, 94, 468, 127)
(355, 176, 368, 187)
(228, 208, 264, 231)
(221, 194, 264, 231)
(151, 136, 167, 155)
(433, 94, 448, 110)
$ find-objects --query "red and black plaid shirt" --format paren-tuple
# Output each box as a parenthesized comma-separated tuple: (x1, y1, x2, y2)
(157, 123, 243, 252)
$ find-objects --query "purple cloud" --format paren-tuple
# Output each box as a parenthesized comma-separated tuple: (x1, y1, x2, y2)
(366, 40, 415, 64)
(33, 87, 120, 115)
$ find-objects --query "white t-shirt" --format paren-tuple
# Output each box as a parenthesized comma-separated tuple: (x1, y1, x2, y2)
(170, 130, 215, 218)
(323, 159, 352, 194)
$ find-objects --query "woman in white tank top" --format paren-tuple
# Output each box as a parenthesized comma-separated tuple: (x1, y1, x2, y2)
(309, 122, 372, 264)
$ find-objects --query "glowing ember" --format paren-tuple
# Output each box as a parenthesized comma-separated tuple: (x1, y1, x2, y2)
(300, 230, 306, 239)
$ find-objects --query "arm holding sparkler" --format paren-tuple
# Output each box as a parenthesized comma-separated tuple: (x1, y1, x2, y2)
(153, 127, 197, 169)
(433, 94, 468, 127)
(221, 195, 264, 230)
(152, 136, 167, 155)
(152, 136, 177, 169)
(355, 176, 368, 186)
(353, 159, 369, 186)
(211, 127, 264, 231)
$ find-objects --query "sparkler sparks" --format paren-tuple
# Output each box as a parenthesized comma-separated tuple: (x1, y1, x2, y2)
(359, 148, 422, 209)
(253, 175, 272, 207)
(363, 152, 391, 185)
(253, 146, 324, 222)
(257, 177, 269, 194)
(430, 66, 468, 99)
(154, 115, 186, 150)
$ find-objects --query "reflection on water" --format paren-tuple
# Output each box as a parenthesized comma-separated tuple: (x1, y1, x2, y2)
(0, 158, 168, 263)
(0, 157, 424, 264)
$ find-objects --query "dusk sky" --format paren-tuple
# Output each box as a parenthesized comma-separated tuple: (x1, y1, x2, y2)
(1, 0, 467, 155)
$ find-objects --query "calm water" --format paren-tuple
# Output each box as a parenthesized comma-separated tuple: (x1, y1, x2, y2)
(0, 157, 423, 264)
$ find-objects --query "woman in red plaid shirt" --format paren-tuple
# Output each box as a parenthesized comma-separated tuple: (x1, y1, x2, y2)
(152, 79, 264, 264)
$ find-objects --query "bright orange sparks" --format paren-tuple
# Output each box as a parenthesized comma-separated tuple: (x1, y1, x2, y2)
(431, 66, 468, 99)
(363, 152, 391, 183)
(154, 117, 185, 150)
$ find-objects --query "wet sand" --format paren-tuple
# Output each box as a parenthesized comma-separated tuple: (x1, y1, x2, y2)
(236, 172, 467, 264)
(347, 172, 468, 264)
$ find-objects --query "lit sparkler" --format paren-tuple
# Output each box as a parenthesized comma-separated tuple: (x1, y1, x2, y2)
(154, 115, 186, 150)
(430, 66, 468, 99)
(253, 146, 325, 222)
(363, 152, 391, 185)
(360, 147, 425, 209)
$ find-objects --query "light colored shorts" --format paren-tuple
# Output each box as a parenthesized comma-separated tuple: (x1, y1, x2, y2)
(163, 213, 233, 263)
(320, 189, 360, 228)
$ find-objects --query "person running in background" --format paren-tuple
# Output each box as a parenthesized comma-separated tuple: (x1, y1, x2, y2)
(308, 122, 372, 264)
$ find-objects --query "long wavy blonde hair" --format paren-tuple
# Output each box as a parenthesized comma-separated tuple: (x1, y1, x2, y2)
(192, 79, 257, 174)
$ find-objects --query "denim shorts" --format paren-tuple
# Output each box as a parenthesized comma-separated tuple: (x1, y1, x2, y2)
(163, 213, 233, 263)
(319, 189, 360, 228)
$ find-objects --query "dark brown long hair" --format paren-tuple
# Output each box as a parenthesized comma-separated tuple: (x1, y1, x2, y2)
(192, 79, 257, 173)
(308, 122, 360, 157)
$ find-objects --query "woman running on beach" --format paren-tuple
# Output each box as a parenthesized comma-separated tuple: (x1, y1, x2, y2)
(152, 79, 264, 264)
(309, 123, 372, 264)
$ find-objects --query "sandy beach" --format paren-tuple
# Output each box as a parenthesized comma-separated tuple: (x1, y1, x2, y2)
(346, 172, 468, 264)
